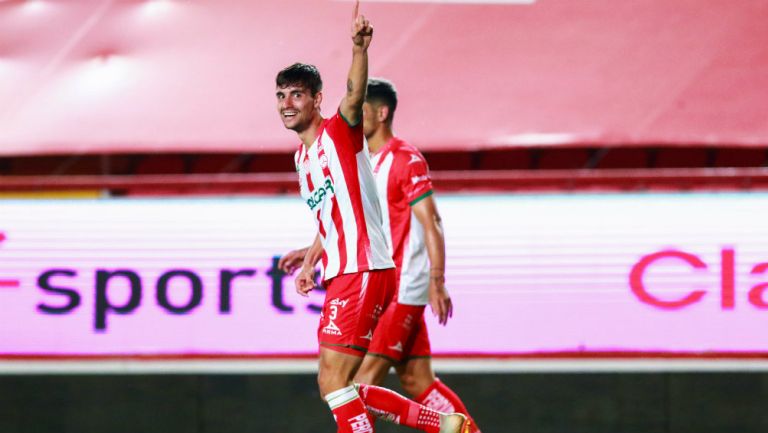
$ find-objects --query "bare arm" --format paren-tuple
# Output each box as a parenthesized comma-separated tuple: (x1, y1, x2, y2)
(339, 0, 373, 126)
(294, 234, 323, 297)
(412, 194, 452, 325)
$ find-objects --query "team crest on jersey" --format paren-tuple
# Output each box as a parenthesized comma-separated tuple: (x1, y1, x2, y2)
(319, 154, 329, 169)
(306, 177, 335, 210)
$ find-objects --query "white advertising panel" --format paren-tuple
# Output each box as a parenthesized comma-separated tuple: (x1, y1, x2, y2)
(1, 193, 767, 358)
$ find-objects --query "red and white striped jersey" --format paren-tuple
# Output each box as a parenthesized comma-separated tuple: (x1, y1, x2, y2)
(295, 111, 394, 281)
(370, 137, 434, 305)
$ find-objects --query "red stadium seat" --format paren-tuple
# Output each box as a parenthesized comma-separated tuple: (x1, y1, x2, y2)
(476, 149, 531, 170)
(246, 154, 294, 173)
(713, 148, 767, 168)
(422, 152, 474, 171)
(653, 148, 711, 168)
(595, 148, 650, 169)
(537, 148, 592, 170)
(57, 155, 106, 175)
(8, 156, 66, 176)
(191, 154, 244, 174)
(134, 155, 187, 175)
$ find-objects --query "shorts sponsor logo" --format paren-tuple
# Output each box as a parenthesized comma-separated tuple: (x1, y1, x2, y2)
(323, 297, 347, 336)
(388, 341, 403, 352)
(323, 319, 342, 336)
(360, 329, 373, 340)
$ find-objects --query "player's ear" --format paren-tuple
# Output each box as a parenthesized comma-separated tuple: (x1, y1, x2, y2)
(314, 91, 323, 109)
(378, 105, 389, 123)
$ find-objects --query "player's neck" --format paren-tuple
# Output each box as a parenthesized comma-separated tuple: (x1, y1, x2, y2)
(367, 127, 394, 154)
(298, 115, 324, 148)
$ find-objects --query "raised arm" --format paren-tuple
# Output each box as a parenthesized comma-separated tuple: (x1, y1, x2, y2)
(339, 0, 373, 126)
(412, 195, 453, 325)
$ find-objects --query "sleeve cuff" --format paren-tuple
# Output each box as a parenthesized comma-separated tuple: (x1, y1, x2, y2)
(409, 190, 433, 206)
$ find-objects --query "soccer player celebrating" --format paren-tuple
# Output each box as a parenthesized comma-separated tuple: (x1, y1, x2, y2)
(357, 78, 481, 433)
(275, 2, 470, 433)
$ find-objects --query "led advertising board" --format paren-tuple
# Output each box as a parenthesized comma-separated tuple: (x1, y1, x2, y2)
(1, 194, 767, 357)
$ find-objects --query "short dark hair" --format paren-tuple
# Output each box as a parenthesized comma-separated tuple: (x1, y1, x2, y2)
(366, 78, 398, 124)
(276, 63, 323, 96)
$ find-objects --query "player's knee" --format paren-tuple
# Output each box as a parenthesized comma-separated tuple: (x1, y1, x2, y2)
(397, 371, 422, 397)
(317, 369, 341, 398)
(317, 360, 356, 397)
(354, 367, 376, 385)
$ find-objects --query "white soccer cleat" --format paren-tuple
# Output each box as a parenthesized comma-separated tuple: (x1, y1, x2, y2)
(439, 412, 471, 433)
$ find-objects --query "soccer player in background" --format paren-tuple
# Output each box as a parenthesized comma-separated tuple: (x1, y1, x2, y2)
(359, 78, 481, 433)
(280, 79, 480, 433)
(275, 2, 470, 433)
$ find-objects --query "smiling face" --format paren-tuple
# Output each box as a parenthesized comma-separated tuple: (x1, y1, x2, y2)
(276, 84, 322, 133)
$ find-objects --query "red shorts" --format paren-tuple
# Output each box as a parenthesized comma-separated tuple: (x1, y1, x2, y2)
(317, 268, 396, 356)
(367, 302, 431, 363)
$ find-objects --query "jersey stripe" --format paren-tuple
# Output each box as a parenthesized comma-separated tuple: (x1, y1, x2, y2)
(295, 113, 394, 281)
(328, 123, 372, 272)
(317, 133, 348, 274)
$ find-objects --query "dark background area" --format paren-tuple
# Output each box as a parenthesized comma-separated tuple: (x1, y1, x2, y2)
(1, 372, 766, 433)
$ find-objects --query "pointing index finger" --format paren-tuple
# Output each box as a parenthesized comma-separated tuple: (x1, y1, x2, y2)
(354, 0, 359, 19)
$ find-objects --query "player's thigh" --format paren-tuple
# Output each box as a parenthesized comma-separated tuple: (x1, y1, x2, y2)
(396, 356, 437, 398)
(318, 346, 365, 396)
(355, 354, 394, 386)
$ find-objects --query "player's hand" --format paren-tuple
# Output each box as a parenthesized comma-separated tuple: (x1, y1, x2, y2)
(295, 266, 316, 297)
(351, 0, 373, 51)
(428, 276, 453, 326)
(278, 248, 308, 274)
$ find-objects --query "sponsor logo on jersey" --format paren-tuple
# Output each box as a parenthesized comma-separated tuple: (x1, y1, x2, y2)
(330, 298, 349, 308)
(306, 178, 335, 210)
(323, 319, 342, 336)
(411, 174, 429, 185)
(348, 413, 374, 433)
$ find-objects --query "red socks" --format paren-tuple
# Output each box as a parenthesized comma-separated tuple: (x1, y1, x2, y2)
(327, 380, 479, 433)
(416, 379, 480, 433)
(326, 386, 375, 433)
(357, 383, 442, 433)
